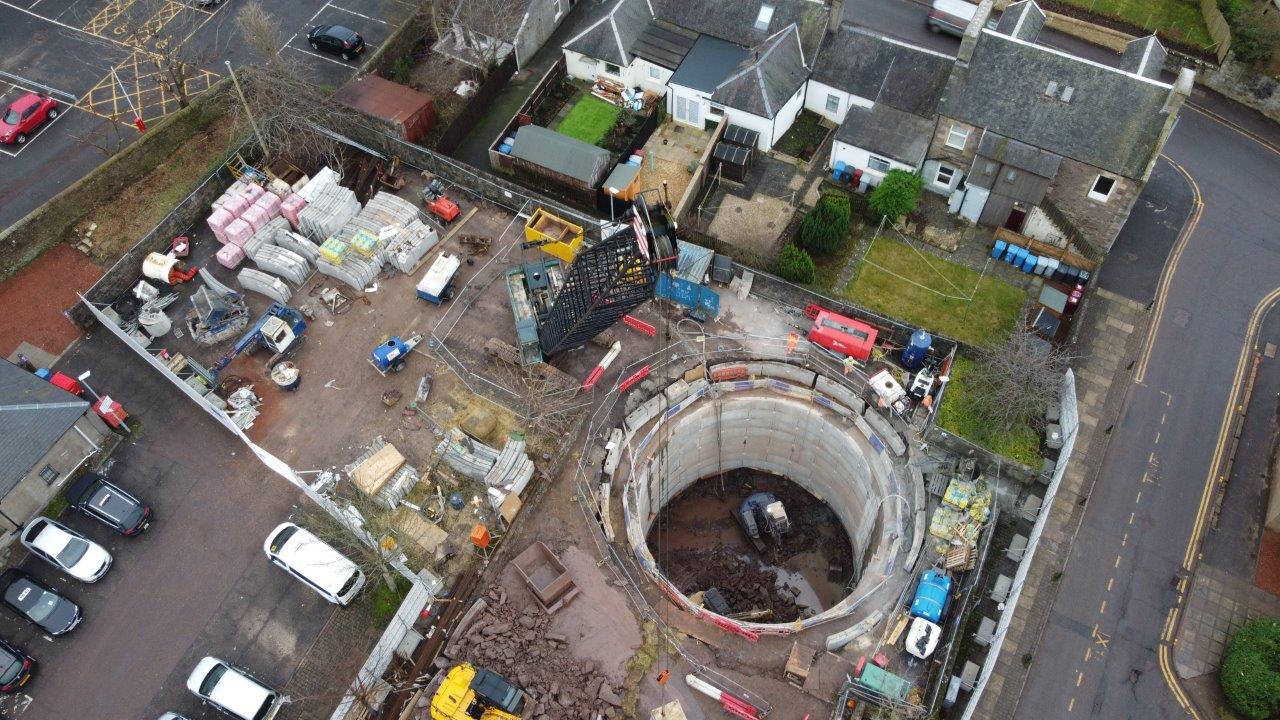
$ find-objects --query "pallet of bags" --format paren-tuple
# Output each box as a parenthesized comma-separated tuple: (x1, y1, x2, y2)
(280, 193, 307, 230)
(216, 243, 246, 269)
(223, 218, 254, 246)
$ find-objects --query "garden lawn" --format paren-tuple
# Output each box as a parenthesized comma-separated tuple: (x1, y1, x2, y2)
(556, 95, 621, 147)
(843, 236, 1024, 348)
(1054, 0, 1213, 48)
(937, 356, 1041, 467)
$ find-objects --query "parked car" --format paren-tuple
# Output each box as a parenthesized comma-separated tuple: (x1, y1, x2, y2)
(157, 714, 191, 720)
(0, 638, 35, 693)
(66, 473, 152, 536)
(0, 92, 58, 145)
(263, 522, 365, 606)
(0, 570, 81, 636)
(186, 657, 284, 720)
(307, 25, 364, 60)
(926, 0, 998, 37)
(20, 517, 112, 583)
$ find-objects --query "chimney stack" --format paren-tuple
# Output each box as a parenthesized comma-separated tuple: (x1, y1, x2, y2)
(957, 0, 995, 64)
(1163, 67, 1195, 114)
(829, 0, 844, 35)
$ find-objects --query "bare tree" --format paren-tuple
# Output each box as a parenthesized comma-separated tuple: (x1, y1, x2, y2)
(961, 326, 1074, 434)
(295, 489, 435, 594)
(127, 0, 223, 109)
(228, 2, 361, 166)
(435, 0, 525, 73)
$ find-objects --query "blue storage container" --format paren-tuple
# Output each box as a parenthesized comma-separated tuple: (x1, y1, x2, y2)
(498, 143, 512, 154)
(991, 240, 1006, 259)
(1003, 244, 1020, 263)
(902, 329, 932, 370)
(1021, 254, 1038, 272)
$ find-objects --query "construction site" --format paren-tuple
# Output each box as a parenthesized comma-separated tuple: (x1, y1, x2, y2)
(70, 137, 1002, 720)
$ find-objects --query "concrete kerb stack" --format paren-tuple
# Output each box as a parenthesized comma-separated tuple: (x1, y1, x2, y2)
(598, 355, 922, 644)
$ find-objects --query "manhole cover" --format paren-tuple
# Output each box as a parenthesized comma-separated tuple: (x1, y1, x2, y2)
(735, 206, 742, 213)
(1171, 308, 1191, 327)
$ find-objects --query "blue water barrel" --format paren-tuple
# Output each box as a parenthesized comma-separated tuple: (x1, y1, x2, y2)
(1021, 254, 1038, 273)
(992, 240, 1006, 259)
(1003, 244, 1020, 263)
(902, 329, 932, 370)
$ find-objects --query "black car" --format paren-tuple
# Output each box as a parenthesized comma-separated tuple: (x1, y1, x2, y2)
(66, 473, 151, 536)
(0, 637, 34, 693)
(0, 570, 80, 636)
(308, 25, 365, 60)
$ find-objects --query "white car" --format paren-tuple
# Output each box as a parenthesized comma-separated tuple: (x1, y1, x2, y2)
(20, 517, 111, 582)
(263, 522, 365, 606)
(187, 656, 284, 720)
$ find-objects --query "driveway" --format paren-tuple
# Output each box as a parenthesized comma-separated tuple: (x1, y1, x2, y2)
(0, 328, 337, 720)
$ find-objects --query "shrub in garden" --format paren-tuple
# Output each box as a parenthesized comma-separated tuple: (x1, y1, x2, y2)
(869, 169, 923, 223)
(800, 194, 852, 254)
(1221, 617, 1280, 720)
(775, 244, 816, 284)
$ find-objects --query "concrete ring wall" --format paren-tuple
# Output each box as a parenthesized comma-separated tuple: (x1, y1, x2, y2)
(618, 379, 907, 632)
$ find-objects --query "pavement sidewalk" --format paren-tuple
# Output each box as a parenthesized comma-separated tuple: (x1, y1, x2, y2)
(974, 287, 1149, 718)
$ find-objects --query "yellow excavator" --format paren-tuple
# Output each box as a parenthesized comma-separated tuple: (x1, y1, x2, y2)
(431, 663, 527, 720)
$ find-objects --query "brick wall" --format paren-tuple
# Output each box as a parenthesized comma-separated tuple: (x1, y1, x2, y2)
(1044, 157, 1141, 253)
(928, 116, 980, 169)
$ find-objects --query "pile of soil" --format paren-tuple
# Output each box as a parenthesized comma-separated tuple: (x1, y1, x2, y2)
(662, 545, 806, 622)
(442, 584, 626, 720)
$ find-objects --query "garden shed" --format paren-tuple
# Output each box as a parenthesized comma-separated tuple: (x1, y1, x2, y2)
(335, 75, 437, 144)
(501, 125, 613, 202)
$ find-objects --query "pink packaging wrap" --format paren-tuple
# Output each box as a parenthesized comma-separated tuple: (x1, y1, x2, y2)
(280, 193, 307, 231)
(223, 218, 254, 246)
(216, 243, 245, 269)
(222, 194, 250, 218)
(241, 183, 266, 204)
(207, 208, 233, 244)
(240, 204, 269, 232)
(212, 191, 233, 209)
(253, 192, 282, 218)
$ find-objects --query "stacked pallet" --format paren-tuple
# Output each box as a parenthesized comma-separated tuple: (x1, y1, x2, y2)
(237, 268, 292, 304)
(254, 245, 309, 285)
(297, 173, 360, 242)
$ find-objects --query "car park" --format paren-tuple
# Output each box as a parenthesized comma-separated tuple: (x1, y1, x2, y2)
(186, 656, 284, 720)
(0, 637, 35, 693)
(308, 25, 365, 61)
(0, 570, 81, 636)
(66, 472, 153, 536)
(20, 517, 112, 583)
(263, 522, 365, 606)
(0, 92, 59, 145)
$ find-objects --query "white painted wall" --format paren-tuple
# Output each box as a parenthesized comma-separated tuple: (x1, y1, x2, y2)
(669, 82, 712, 129)
(803, 80, 873, 125)
(1022, 205, 1070, 246)
(633, 59, 673, 96)
(563, 49, 641, 86)
(718, 84, 805, 152)
(921, 159, 962, 196)
(829, 140, 916, 186)
(768, 85, 806, 150)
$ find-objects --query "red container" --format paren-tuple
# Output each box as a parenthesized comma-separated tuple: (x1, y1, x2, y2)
(807, 310, 877, 361)
(94, 396, 128, 429)
(48, 372, 83, 397)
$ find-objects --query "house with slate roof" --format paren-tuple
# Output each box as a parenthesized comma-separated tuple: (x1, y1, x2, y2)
(0, 360, 111, 542)
(928, 0, 1194, 252)
(561, 0, 830, 151)
(442, 0, 576, 70)
(809, 24, 953, 189)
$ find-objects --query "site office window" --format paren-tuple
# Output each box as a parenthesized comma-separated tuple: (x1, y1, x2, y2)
(1089, 174, 1116, 202)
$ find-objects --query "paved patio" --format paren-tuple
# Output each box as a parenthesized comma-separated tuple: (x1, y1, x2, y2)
(635, 121, 707, 209)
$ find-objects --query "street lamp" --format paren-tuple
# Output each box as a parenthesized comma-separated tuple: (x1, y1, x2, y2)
(76, 371, 102, 402)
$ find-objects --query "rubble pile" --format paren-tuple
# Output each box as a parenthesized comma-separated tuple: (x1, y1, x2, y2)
(662, 546, 805, 621)
(444, 585, 625, 720)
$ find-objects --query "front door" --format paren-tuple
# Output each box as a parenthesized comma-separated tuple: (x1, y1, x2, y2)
(674, 94, 701, 126)
(1004, 205, 1028, 232)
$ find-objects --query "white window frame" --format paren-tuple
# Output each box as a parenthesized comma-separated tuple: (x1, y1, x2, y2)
(604, 62, 621, 76)
(1089, 174, 1116, 202)
(867, 155, 892, 174)
(553, 0, 563, 21)
(945, 125, 969, 151)
(755, 3, 775, 31)
(935, 165, 956, 187)
(649, 65, 661, 79)
(825, 94, 840, 113)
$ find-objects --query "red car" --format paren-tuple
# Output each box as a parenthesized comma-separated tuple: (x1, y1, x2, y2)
(1, 92, 59, 145)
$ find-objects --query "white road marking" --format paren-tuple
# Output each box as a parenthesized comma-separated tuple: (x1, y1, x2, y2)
(281, 45, 358, 69)
(0, 0, 130, 49)
(327, 3, 386, 24)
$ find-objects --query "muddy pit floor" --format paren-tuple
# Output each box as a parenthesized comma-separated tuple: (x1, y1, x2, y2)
(645, 469, 855, 622)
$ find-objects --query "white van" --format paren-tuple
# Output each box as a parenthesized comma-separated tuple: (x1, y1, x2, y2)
(263, 522, 366, 606)
(927, 0, 997, 37)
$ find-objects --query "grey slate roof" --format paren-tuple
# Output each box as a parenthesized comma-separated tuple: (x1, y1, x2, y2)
(652, 0, 829, 59)
(510, 125, 613, 185)
(809, 25, 952, 118)
(563, 0, 654, 67)
(711, 25, 809, 119)
(1120, 35, 1167, 80)
(938, 30, 1174, 178)
(670, 35, 750, 93)
(995, 0, 1046, 42)
(632, 19, 698, 70)
(835, 103, 934, 166)
(0, 361, 89, 498)
(976, 130, 1062, 178)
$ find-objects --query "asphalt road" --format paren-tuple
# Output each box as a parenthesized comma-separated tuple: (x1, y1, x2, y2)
(0, 0, 403, 230)
(0, 328, 336, 720)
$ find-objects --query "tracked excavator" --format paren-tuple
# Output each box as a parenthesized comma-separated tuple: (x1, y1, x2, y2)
(430, 663, 527, 720)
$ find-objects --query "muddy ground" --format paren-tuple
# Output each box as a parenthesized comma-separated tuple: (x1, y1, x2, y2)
(647, 469, 855, 622)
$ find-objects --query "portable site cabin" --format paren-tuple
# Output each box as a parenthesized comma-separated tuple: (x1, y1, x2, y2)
(417, 253, 461, 304)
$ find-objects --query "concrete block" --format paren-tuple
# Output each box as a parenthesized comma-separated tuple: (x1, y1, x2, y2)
(759, 361, 816, 388)
(862, 410, 906, 456)
(815, 375, 866, 415)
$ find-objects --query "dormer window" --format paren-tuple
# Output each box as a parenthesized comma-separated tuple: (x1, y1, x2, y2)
(755, 3, 774, 31)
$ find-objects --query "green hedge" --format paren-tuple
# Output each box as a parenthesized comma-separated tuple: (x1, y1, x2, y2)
(774, 244, 816, 284)
(800, 194, 852, 255)
(1223, 618, 1280, 720)
(869, 169, 923, 222)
